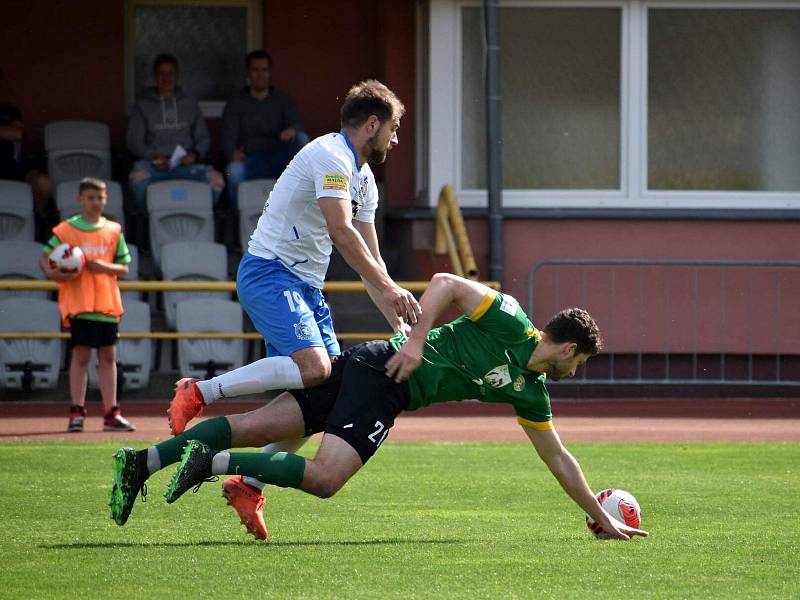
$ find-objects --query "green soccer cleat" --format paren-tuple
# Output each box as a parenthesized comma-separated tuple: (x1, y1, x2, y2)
(165, 440, 218, 504)
(109, 448, 148, 526)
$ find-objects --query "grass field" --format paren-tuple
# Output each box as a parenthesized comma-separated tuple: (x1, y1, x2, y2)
(1, 440, 798, 599)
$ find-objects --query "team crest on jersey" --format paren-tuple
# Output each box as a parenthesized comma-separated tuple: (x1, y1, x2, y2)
(323, 174, 349, 191)
(513, 374, 525, 392)
(483, 364, 512, 388)
(350, 175, 369, 217)
(294, 322, 313, 341)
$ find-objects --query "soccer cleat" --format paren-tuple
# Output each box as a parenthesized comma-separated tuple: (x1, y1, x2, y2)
(67, 405, 86, 433)
(165, 440, 218, 504)
(168, 378, 205, 435)
(222, 476, 268, 540)
(109, 448, 148, 526)
(103, 406, 136, 432)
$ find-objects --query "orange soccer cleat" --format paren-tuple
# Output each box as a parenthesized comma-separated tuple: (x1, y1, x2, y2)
(222, 475, 268, 540)
(168, 377, 205, 435)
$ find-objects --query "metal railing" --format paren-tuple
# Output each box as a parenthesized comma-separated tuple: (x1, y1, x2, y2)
(528, 258, 800, 387)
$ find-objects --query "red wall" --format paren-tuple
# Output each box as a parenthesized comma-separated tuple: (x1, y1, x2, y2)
(1, 0, 417, 205)
(469, 219, 800, 354)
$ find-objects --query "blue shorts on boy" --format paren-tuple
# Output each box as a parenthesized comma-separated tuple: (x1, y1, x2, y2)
(237, 251, 339, 358)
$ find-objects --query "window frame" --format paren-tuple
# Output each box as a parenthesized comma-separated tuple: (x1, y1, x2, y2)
(123, 0, 263, 118)
(427, 0, 800, 210)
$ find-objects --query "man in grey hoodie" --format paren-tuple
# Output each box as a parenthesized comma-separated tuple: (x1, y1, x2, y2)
(222, 50, 308, 209)
(127, 54, 224, 211)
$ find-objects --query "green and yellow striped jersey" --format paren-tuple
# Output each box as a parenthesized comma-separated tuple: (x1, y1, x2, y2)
(390, 289, 553, 429)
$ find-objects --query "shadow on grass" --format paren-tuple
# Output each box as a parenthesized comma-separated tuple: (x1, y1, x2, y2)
(42, 538, 463, 549)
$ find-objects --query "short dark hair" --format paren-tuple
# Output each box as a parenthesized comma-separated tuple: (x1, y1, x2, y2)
(340, 79, 405, 128)
(78, 177, 106, 193)
(153, 53, 178, 72)
(544, 308, 603, 356)
(246, 50, 272, 68)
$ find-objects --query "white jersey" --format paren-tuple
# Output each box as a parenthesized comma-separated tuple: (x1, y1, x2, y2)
(248, 132, 379, 289)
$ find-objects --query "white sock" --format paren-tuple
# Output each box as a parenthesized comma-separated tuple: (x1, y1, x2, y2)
(146, 447, 161, 475)
(242, 438, 310, 491)
(195, 356, 304, 405)
(211, 452, 231, 475)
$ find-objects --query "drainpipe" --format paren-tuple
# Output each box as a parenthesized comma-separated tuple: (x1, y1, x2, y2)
(484, 0, 503, 286)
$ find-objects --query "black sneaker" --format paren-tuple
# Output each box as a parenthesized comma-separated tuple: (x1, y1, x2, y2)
(165, 440, 218, 504)
(109, 448, 148, 526)
(67, 405, 85, 433)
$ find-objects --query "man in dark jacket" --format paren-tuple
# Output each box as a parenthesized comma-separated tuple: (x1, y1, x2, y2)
(222, 50, 308, 209)
(127, 54, 224, 210)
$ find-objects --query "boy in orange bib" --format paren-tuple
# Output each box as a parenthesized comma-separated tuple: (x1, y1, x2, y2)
(39, 177, 136, 432)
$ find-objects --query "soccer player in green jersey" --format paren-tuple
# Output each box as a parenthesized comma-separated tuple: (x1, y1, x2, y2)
(110, 273, 648, 542)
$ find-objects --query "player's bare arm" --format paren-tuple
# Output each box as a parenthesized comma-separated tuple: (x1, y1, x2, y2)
(353, 219, 420, 330)
(320, 197, 419, 323)
(86, 260, 129, 276)
(522, 423, 649, 541)
(385, 273, 490, 382)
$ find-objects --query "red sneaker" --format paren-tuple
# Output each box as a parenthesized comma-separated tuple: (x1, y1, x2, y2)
(67, 405, 86, 433)
(103, 406, 136, 431)
(168, 378, 205, 435)
(222, 475, 268, 540)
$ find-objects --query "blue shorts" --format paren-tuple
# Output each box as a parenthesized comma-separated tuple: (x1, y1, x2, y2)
(236, 252, 340, 358)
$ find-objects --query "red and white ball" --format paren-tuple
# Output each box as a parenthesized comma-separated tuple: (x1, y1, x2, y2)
(49, 243, 85, 274)
(586, 488, 641, 539)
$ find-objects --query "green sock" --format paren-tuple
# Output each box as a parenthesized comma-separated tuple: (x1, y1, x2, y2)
(155, 416, 232, 468)
(227, 451, 306, 488)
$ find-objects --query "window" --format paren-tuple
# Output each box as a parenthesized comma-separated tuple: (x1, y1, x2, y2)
(124, 0, 262, 118)
(428, 0, 800, 210)
(648, 8, 800, 192)
(461, 6, 621, 190)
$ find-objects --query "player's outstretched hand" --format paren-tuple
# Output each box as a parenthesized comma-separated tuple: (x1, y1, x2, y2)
(602, 516, 649, 541)
(385, 337, 424, 382)
(383, 285, 422, 325)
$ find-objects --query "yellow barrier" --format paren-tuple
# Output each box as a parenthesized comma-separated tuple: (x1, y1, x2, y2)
(435, 184, 479, 280)
(0, 278, 500, 341)
(0, 279, 499, 293)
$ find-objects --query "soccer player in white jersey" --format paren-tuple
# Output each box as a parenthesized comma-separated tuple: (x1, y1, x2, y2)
(167, 80, 421, 537)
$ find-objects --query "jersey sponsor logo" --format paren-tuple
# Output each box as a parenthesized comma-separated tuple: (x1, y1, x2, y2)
(294, 322, 313, 341)
(483, 364, 512, 388)
(322, 174, 349, 191)
(513, 374, 526, 392)
(499, 295, 519, 316)
(79, 243, 109, 257)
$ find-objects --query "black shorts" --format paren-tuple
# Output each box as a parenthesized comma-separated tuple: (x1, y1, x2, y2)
(291, 340, 410, 464)
(69, 318, 119, 348)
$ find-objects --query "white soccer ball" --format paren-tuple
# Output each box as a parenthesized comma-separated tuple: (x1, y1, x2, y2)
(49, 243, 86, 274)
(586, 488, 641, 539)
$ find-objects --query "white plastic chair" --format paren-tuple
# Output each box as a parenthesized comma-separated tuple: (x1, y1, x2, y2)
(176, 298, 243, 379)
(146, 180, 214, 268)
(44, 121, 112, 185)
(0, 240, 48, 300)
(161, 241, 229, 329)
(56, 179, 125, 228)
(237, 179, 276, 251)
(0, 180, 35, 240)
(0, 298, 61, 390)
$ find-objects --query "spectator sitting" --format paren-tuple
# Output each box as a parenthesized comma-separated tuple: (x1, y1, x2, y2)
(0, 102, 53, 216)
(222, 50, 308, 209)
(127, 53, 224, 211)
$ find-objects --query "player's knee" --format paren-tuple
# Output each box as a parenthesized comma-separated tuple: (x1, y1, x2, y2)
(300, 360, 331, 387)
(308, 474, 345, 499)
